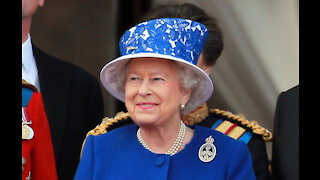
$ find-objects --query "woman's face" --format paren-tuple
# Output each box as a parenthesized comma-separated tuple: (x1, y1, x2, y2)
(125, 58, 191, 127)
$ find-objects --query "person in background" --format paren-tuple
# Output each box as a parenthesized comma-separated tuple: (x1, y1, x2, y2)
(272, 85, 299, 180)
(22, 0, 104, 179)
(22, 80, 57, 180)
(82, 3, 271, 180)
(75, 17, 255, 180)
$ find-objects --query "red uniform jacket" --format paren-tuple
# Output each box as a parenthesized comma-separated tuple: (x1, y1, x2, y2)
(22, 81, 58, 180)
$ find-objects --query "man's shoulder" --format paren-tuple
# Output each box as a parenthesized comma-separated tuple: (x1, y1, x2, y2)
(185, 104, 272, 143)
(282, 85, 299, 97)
(85, 112, 132, 137)
(33, 45, 97, 81)
(208, 109, 272, 143)
(80, 112, 132, 157)
(277, 85, 299, 106)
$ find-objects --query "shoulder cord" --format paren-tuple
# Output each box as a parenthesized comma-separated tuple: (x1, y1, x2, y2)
(79, 112, 130, 158)
(210, 109, 272, 142)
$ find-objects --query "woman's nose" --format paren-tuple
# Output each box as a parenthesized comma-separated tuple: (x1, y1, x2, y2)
(138, 79, 152, 96)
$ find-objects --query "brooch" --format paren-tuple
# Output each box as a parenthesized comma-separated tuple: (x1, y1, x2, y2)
(198, 135, 216, 162)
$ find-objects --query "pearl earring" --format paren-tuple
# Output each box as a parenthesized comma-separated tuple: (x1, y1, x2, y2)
(180, 104, 185, 110)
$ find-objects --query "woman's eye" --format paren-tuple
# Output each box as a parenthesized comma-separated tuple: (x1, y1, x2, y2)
(153, 77, 164, 81)
(127, 75, 140, 81)
(130, 77, 139, 81)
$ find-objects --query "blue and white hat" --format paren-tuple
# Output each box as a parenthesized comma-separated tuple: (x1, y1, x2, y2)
(100, 18, 214, 112)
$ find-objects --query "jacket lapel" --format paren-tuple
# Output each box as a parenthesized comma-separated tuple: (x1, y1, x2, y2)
(32, 45, 72, 159)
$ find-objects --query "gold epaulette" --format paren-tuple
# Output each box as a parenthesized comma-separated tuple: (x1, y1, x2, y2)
(182, 103, 208, 125)
(80, 112, 130, 158)
(210, 109, 272, 142)
(22, 79, 38, 92)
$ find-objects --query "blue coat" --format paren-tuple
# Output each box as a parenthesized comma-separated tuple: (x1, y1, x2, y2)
(74, 124, 256, 180)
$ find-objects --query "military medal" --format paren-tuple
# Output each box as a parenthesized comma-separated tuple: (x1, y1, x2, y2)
(22, 107, 34, 140)
(198, 135, 216, 162)
(22, 123, 34, 140)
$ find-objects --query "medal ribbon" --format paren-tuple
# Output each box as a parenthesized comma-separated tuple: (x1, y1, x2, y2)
(22, 107, 31, 124)
(22, 107, 34, 140)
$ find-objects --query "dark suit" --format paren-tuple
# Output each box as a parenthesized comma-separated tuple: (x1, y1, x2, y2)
(272, 85, 299, 180)
(32, 45, 104, 180)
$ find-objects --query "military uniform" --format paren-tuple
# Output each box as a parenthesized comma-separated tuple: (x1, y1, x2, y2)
(22, 80, 57, 180)
(80, 104, 272, 180)
(184, 104, 272, 180)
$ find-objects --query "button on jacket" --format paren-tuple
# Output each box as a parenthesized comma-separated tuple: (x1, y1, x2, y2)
(75, 124, 256, 180)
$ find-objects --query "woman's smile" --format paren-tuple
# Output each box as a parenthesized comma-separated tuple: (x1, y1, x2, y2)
(125, 58, 189, 126)
(136, 102, 159, 110)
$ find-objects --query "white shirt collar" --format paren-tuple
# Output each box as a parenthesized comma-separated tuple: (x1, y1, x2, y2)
(22, 34, 35, 74)
(22, 34, 40, 91)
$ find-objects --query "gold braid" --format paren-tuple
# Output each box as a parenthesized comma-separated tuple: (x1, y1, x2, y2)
(80, 112, 130, 158)
(210, 109, 273, 142)
(22, 79, 38, 92)
(79, 107, 273, 158)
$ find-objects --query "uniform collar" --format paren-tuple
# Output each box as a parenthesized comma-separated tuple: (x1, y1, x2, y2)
(22, 34, 40, 90)
(182, 103, 209, 125)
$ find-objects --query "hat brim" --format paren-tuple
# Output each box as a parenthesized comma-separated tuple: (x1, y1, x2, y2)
(100, 53, 214, 111)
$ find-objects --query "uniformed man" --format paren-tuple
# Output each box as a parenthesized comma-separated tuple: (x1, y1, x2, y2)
(22, 80, 57, 180)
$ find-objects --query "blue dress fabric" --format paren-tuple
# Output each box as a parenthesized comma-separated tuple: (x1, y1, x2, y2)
(74, 125, 256, 180)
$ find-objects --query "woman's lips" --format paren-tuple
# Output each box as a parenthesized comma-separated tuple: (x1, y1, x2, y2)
(136, 103, 159, 110)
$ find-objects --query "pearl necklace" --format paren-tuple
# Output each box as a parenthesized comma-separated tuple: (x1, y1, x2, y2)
(137, 121, 186, 156)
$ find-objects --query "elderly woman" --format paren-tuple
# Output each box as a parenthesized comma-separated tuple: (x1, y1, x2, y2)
(74, 18, 255, 180)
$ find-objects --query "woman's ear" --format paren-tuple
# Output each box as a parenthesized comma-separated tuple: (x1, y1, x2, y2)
(181, 89, 192, 106)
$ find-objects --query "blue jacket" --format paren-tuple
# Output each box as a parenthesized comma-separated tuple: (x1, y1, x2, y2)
(74, 124, 255, 180)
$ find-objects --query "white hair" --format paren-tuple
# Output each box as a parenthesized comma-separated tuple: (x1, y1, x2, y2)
(172, 61, 207, 115)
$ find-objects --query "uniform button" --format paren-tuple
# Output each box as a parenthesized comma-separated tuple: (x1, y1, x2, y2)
(154, 156, 165, 167)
